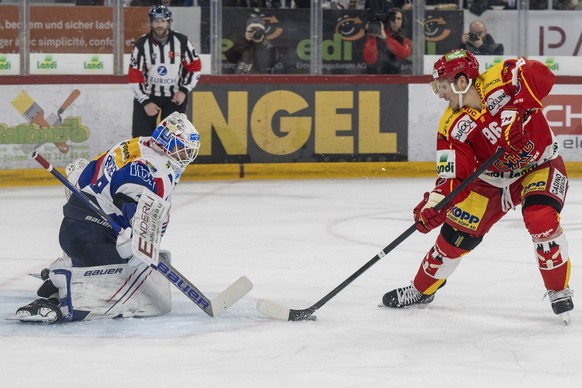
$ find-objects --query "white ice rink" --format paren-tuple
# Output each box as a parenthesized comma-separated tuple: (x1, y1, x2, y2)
(1, 177, 581, 387)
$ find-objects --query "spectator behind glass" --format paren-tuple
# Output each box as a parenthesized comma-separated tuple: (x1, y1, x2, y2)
(458, 20, 504, 55)
(222, 1, 272, 6)
(363, 8, 411, 74)
(225, 15, 280, 74)
(498, 0, 577, 9)
(365, 0, 396, 14)
(323, 0, 366, 7)
(129, 1, 187, 7)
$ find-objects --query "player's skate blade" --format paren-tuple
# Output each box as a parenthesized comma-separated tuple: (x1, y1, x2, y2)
(382, 284, 435, 308)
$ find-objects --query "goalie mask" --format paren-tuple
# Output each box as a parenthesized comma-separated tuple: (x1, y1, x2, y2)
(152, 112, 200, 173)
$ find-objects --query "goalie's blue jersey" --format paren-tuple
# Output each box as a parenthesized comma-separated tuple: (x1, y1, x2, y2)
(77, 137, 176, 229)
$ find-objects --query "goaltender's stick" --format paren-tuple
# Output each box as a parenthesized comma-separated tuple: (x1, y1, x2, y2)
(257, 147, 505, 321)
(32, 151, 253, 318)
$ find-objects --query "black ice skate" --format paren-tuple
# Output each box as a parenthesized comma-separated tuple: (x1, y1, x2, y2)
(14, 298, 62, 323)
(545, 288, 574, 325)
(382, 284, 435, 308)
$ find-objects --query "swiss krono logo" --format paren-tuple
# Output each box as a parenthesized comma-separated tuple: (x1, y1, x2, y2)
(37, 55, 57, 69)
(84, 55, 104, 70)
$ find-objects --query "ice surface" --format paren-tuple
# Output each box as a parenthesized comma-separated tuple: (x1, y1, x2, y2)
(1, 178, 581, 387)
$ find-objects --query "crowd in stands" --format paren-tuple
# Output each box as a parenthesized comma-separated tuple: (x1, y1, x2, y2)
(123, 0, 579, 9)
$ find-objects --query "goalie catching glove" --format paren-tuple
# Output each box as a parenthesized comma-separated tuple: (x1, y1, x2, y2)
(499, 107, 532, 154)
(413, 192, 447, 234)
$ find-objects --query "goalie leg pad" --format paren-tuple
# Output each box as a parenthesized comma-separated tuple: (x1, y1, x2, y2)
(45, 256, 171, 321)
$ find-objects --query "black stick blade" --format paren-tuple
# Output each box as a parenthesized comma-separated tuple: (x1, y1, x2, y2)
(289, 309, 317, 321)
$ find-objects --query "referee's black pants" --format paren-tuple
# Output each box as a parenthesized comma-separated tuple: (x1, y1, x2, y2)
(131, 95, 188, 138)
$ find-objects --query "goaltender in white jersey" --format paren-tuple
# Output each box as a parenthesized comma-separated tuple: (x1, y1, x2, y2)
(14, 112, 201, 323)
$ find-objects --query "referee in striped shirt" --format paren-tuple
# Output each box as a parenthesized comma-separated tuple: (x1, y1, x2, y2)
(129, 5, 202, 138)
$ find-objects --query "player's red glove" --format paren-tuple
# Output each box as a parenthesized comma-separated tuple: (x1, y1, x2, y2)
(413, 192, 447, 234)
(499, 107, 530, 154)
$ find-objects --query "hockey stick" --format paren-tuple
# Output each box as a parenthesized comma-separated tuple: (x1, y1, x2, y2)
(257, 147, 505, 321)
(32, 151, 253, 318)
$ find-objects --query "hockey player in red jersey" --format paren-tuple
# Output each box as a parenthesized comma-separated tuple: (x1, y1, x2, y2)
(382, 49, 574, 322)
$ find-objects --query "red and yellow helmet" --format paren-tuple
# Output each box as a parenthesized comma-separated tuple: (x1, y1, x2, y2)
(432, 49, 480, 81)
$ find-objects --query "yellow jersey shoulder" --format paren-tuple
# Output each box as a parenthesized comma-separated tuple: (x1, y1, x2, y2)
(476, 62, 508, 97)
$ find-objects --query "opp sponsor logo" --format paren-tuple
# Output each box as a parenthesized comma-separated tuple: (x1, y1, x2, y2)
(448, 206, 481, 231)
(523, 180, 547, 195)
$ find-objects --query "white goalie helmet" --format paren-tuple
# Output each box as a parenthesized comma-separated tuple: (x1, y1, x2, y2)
(151, 112, 201, 172)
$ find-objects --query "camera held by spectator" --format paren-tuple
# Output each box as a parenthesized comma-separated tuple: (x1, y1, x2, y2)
(245, 18, 267, 43)
(249, 26, 266, 41)
(366, 12, 387, 37)
(225, 13, 280, 74)
(363, 7, 411, 74)
(459, 20, 504, 56)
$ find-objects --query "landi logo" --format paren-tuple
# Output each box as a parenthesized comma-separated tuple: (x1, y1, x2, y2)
(37, 55, 57, 70)
(436, 149, 456, 177)
(84, 55, 104, 70)
(0, 55, 11, 71)
(543, 94, 582, 135)
(544, 57, 559, 71)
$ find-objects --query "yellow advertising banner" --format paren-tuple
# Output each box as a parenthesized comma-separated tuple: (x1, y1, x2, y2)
(192, 81, 408, 163)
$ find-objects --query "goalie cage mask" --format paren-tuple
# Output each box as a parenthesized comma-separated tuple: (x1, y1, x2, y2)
(152, 112, 201, 172)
